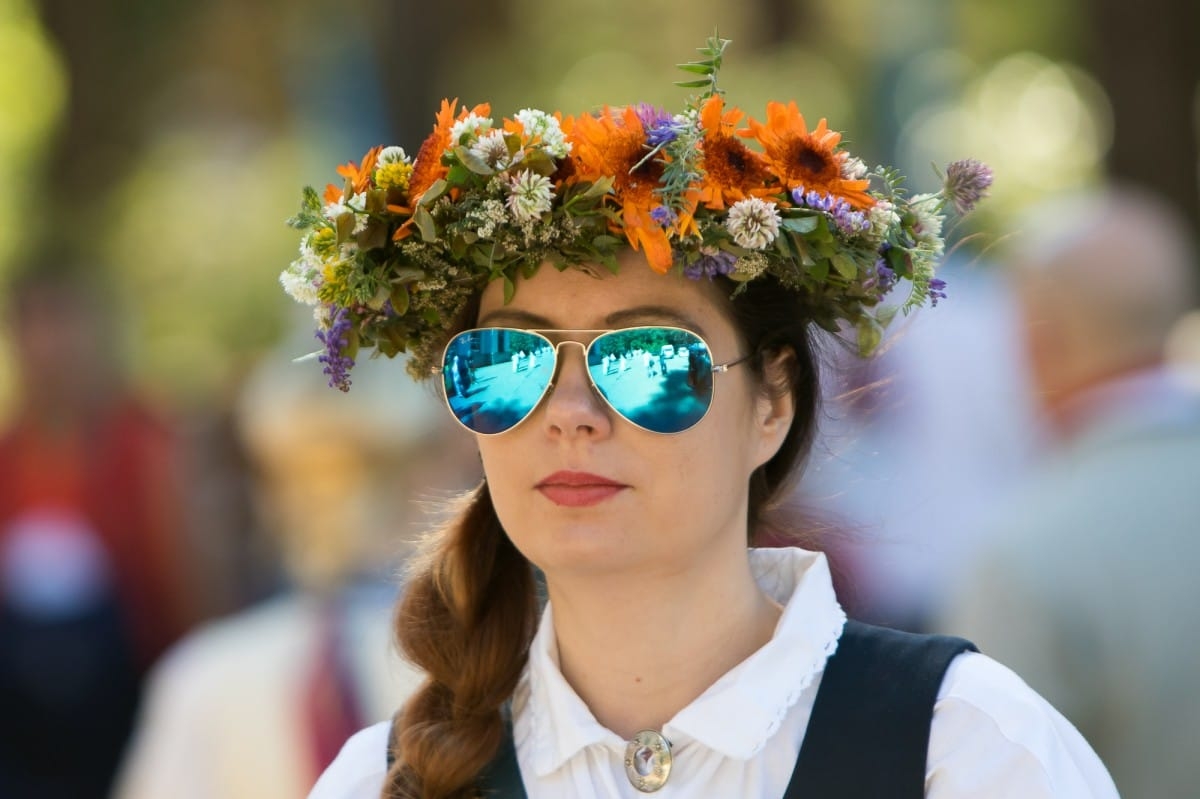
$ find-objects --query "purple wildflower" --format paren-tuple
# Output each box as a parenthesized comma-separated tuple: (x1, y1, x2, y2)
(650, 205, 676, 227)
(928, 278, 948, 307)
(635, 104, 679, 148)
(683, 250, 738, 281)
(316, 306, 355, 392)
(790, 187, 869, 237)
(942, 159, 993, 215)
(875, 259, 897, 295)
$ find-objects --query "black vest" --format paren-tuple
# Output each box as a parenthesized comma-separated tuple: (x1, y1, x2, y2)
(390, 620, 977, 798)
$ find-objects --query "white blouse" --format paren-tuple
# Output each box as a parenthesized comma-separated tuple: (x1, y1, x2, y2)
(309, 548, 1119, 798)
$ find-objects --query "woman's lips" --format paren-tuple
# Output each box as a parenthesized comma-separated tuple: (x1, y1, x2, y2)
(535, 471, 627, 507)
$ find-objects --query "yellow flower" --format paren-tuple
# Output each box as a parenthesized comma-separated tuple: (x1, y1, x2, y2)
(374, 162, 413, 192)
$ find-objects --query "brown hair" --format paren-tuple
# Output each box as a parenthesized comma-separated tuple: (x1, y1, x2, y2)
(382, 273, 823, 799)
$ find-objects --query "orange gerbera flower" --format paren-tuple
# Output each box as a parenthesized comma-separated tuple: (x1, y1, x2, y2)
(567, 106, 683, 273)
(742, 101, 873, 210)
(696, 96, 773, 210)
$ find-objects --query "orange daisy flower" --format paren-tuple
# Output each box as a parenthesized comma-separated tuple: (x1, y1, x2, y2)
(741, 101, 873, 210)
(567, 106, 683, 273)
(696, 96, 773, 210)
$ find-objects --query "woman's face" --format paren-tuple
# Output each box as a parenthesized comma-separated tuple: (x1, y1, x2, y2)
(473, 255, 793, 581)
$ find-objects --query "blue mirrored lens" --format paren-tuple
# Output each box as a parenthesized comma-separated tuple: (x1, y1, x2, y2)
(588, 328, 714, 433)
(442, 329, 553, 434)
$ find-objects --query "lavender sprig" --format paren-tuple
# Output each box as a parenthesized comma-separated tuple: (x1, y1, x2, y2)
(316, 306, 355, 392)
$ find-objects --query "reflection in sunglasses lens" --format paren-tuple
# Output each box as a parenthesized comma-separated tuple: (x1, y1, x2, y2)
(590, 329, 713, 434)
(442, 327, 716, 435)
(443, 330, 553, 434)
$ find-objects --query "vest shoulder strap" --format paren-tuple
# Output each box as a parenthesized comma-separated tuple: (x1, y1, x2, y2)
(782, 619, 977, 799)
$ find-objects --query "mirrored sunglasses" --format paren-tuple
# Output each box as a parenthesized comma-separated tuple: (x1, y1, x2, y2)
(437, 326, 749, 435)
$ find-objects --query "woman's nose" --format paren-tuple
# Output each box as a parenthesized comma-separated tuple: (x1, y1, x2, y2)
(540, 341, 613, 439)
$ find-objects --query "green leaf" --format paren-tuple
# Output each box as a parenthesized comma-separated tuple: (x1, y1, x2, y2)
(391, 266, 426, 284)
(334, 212, 355, 244)
(809, 259, 830, 281)
(389, 286, 410, 315)
(503, 274, 515, 304)
(780, 216, 819, 234)
(831, 253, 858, 280)
(416, 178, 448, 206)
(674, 79, 714, 89)
(367, 284, 390, 311)
(457, 147, 495, 176)
(675, 62, 715, 74)
(856, 317, 883, 357)
(413, 206, 437, 242)
(577, 176, 615, 202)
(445, 163, 472, 185)
(357, 221, 388, 251)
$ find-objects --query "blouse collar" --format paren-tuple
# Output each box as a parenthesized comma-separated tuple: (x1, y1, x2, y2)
(513, 546, 847, 777)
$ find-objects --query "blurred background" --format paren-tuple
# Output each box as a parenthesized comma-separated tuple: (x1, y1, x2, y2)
(0, 0, 1196, 797)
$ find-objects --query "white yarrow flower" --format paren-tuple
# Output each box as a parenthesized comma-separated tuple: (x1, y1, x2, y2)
(322, 197, 349, 220)
(725, 198, 782, 250)
(506, 170, 554, 224)
(280, 263, 320, 306)
(515, 108, 571, 158)
(450, 112, 493, 145)
(322, 192, 368, 233)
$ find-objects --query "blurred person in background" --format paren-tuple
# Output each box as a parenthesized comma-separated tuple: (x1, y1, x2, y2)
(797, 255, 1040, 632)
(0, 264, 197, 799)
(114, 327, 478, 799)
(942, 185, 1200, 798)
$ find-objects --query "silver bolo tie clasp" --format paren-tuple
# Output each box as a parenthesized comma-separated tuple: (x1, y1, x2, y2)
(624, 729, 673, 792)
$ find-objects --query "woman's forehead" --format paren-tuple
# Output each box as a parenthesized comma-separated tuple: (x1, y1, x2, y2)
(477, 261, 729, 329)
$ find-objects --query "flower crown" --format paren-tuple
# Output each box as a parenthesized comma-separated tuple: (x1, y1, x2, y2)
(281, 36, 992, 391)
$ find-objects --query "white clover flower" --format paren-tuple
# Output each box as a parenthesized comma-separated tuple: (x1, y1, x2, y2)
(450, 112, 493, 145)
(469, 130, 523, 171)
(863, 199, 899, 246)
(725, 198, 782, 250)
(377, 146, 410, 165)
(841, 156, 868, 181)
(506, 170, 555, 224)
(908, 193, 945, 254)
(515, 108, 571, 158)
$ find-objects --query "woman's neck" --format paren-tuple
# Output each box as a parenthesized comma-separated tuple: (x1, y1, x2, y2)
(546, 549, 782, 740)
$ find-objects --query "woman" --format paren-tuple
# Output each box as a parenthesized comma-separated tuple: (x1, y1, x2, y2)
(283, 38, 1117, 798)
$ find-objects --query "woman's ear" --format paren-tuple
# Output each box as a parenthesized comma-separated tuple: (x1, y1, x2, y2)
(753, 348, 796, 467)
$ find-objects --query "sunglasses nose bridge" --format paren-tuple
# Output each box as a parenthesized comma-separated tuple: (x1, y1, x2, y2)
(546, 338, 593, 390)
